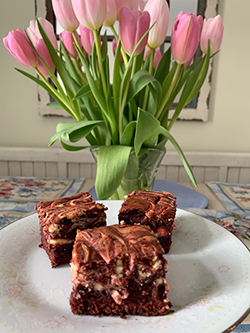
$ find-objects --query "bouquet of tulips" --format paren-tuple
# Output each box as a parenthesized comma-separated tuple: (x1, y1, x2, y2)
(3, 0, 224, 199)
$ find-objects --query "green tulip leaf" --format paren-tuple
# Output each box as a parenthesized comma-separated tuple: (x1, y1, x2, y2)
(134, 109, 161, 155)
(160, 126, 197, 186)
(60, 140, 92, 151)
(155, 46, 171, 84)
(95, 145, 133, 199)
(185, 56, 210, 104)
(49, 120, 104, 146)
(49, 130, 68, 147)
(132, 52, 144, 75)
(121, 121, 136, 146)
(60, 40, 86, 86)
(146, 80, 162, 115)
(127, 69, 159, 104)
(74, 84, 91, 100)
(67, 121, 104, 142)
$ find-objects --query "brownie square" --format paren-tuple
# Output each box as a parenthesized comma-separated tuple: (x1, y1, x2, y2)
(69, 224, 171, 317)
(35, 192, 107, 268)
(118, 190, 177, 253)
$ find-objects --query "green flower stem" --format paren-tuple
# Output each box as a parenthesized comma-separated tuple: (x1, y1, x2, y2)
(35, 68, 80, 121)
(111, 26, 128, 67)
(167, 55, 208, 132)
(142, 48, 155, 110)
(93, 29, 107, 96)
(118, 59, 134, 141)
(155, 62, 183, 120)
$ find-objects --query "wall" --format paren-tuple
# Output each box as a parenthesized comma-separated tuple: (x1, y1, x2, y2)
(0, 0, 250, 153)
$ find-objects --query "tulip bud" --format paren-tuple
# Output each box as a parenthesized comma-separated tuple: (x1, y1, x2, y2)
(145, 47, 162, 70)
(115, 0, 145, 19)
(3, 29, 38, 68)
(200, 15, 224, 55)
(27, 18, 58, 50)
(171, 11, 203, 64)
(35, 39, 55, 77)
(79, 25, 100, 55)
(104, 0, 117, 27)
(72, 0, 107, 30)
(144, 0, 169, 49)
(60, 31, 81, 58)
(52, 0, 79, 32)
(119, 7, 150, 56)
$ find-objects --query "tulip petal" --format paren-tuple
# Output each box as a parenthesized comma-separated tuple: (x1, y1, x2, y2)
(35, 39, 55, 77)
(200, 15, 224, 55)
(52, 0, 79, 32)
(171, 12, 203, 64)
(72, 0, 107, 30)
(119, 8, 150, 56)
(144, 0, 169, 49)
(3, 29, 38, 68)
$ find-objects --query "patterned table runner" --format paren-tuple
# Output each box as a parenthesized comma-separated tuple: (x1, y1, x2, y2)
(0, 176, 85, 228)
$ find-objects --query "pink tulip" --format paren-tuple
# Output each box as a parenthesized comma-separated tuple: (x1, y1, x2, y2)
(79, 25, 100, 55)
(115, 0, 145, 19)
(144, 0, 169, 49)
(72, 0, 107, 30)
(200, 15, 224, 55)
(119, 8, 150, 56)
(52, 0, 79, 32)
(3, 29, 38, 68)
(35, 39, 55, 77)
(145, 47, 162, 70)
(171, 11, 203, 64)
(60, 31, 81, 58)
(104, 0, 117, 27)
(27, 18, 58, 50)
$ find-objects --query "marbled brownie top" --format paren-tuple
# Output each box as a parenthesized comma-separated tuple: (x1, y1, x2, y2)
(35, 192, 107, 233)
(119, 190, 177, 224)
(72, 224, 164, 266)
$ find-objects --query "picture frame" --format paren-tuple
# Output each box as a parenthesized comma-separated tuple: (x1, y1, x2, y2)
(35, 0, 219, 121)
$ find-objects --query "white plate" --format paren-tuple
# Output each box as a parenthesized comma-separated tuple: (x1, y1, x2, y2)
(0, 201, 249, 333)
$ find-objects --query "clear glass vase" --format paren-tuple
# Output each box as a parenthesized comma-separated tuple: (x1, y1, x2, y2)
(91, 147, 166, 200)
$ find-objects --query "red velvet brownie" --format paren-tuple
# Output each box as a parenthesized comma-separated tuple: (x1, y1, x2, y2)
(69, 224, 171, 317)
(35, 192, 107, 268)
(118, 190, 176, 253)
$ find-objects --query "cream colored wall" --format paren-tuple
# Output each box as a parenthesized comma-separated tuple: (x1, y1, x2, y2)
(0, 0, 250, 153)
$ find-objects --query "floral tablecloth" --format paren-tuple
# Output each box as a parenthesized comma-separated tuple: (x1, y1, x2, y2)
(0, 176, 85, 228)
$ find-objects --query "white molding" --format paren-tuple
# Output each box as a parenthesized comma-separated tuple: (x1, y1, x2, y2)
(1, 147, 250, 183)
